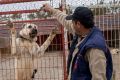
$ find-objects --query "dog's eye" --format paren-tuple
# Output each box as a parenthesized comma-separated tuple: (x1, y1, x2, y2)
(34, 26, 37, 29)
(28, 25, 32, 28)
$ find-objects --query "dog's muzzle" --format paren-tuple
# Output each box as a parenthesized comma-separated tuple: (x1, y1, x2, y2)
(29, 29, 38, 38)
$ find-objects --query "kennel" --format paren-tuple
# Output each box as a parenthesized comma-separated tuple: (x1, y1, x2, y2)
(0, 0, 120, 80)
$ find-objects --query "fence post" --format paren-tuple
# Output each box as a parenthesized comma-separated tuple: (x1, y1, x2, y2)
(7, 21, 17, 79)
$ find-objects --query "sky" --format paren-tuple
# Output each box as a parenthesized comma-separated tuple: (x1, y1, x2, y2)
(0, 0, 118, 12)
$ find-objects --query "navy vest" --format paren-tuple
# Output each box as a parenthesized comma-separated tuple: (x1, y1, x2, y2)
(67, 27, 113, 80)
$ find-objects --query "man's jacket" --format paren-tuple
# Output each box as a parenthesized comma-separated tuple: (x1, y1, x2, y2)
(67, 27, 113, 80)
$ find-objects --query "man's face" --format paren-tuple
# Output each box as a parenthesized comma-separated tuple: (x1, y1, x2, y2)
(72, 20, 82, 35)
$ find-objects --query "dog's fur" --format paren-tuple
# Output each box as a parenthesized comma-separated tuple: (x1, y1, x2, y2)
(14, 23, 56, 80)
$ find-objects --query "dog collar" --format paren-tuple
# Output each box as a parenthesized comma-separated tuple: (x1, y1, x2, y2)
(19, 35, 33, 42)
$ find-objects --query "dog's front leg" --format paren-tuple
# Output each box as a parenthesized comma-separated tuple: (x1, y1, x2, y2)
(38, 28, 57, 56)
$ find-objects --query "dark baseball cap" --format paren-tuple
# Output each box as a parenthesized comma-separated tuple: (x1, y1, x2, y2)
(66, 6, 93, 21)
(66, 6, 94, 28)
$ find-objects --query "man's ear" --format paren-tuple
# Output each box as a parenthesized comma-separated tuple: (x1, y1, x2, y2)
(77, 21, 81, 25)
(75, 21, 80, 27)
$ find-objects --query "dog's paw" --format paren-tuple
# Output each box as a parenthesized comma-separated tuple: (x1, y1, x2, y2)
(51, 27, 58, 34)
(6, 20, 14, 28)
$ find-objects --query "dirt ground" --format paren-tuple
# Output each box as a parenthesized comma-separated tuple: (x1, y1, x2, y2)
(0, 51, 65, 80)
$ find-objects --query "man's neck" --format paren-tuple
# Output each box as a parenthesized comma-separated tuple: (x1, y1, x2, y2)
(78, 28, 91, 37)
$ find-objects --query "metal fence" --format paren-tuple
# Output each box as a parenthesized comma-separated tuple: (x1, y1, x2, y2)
(0, 0, 66, 80)
(0, 0, 120, 80)
(0, 21, 65, 80)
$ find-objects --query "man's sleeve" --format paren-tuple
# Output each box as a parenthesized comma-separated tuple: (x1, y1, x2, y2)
(51, 9, 75, 34)
(85, 48, 107, 80)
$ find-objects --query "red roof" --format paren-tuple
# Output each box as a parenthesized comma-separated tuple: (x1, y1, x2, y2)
(0, 0, 46, 4)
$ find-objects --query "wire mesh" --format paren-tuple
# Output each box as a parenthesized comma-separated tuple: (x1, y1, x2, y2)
(0, 0, 65, 80)
(0, 0, 120, 80)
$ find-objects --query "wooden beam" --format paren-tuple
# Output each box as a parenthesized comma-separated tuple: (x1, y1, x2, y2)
(0, 9, 39, 15)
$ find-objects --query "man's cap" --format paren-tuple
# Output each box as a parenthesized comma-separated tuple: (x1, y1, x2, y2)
(66, 6, 93, 21)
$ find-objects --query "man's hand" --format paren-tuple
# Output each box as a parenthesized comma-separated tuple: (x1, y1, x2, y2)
(42, 3, 54, 13)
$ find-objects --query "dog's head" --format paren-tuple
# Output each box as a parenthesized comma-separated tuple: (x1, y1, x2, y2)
(19, 23, 38, 41)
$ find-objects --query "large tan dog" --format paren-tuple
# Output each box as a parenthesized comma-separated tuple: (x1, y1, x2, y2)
(14, 23, 56, 80)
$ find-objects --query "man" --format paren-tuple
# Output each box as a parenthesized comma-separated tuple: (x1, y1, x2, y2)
(42, 4, 113, 80)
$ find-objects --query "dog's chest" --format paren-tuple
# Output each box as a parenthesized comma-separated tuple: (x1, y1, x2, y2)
(16, 38, 38, 56)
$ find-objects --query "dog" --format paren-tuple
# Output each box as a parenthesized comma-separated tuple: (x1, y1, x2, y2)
(14, 23, 56, 80)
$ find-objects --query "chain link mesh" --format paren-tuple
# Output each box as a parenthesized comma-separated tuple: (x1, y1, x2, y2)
(0, 0, 120, 80)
